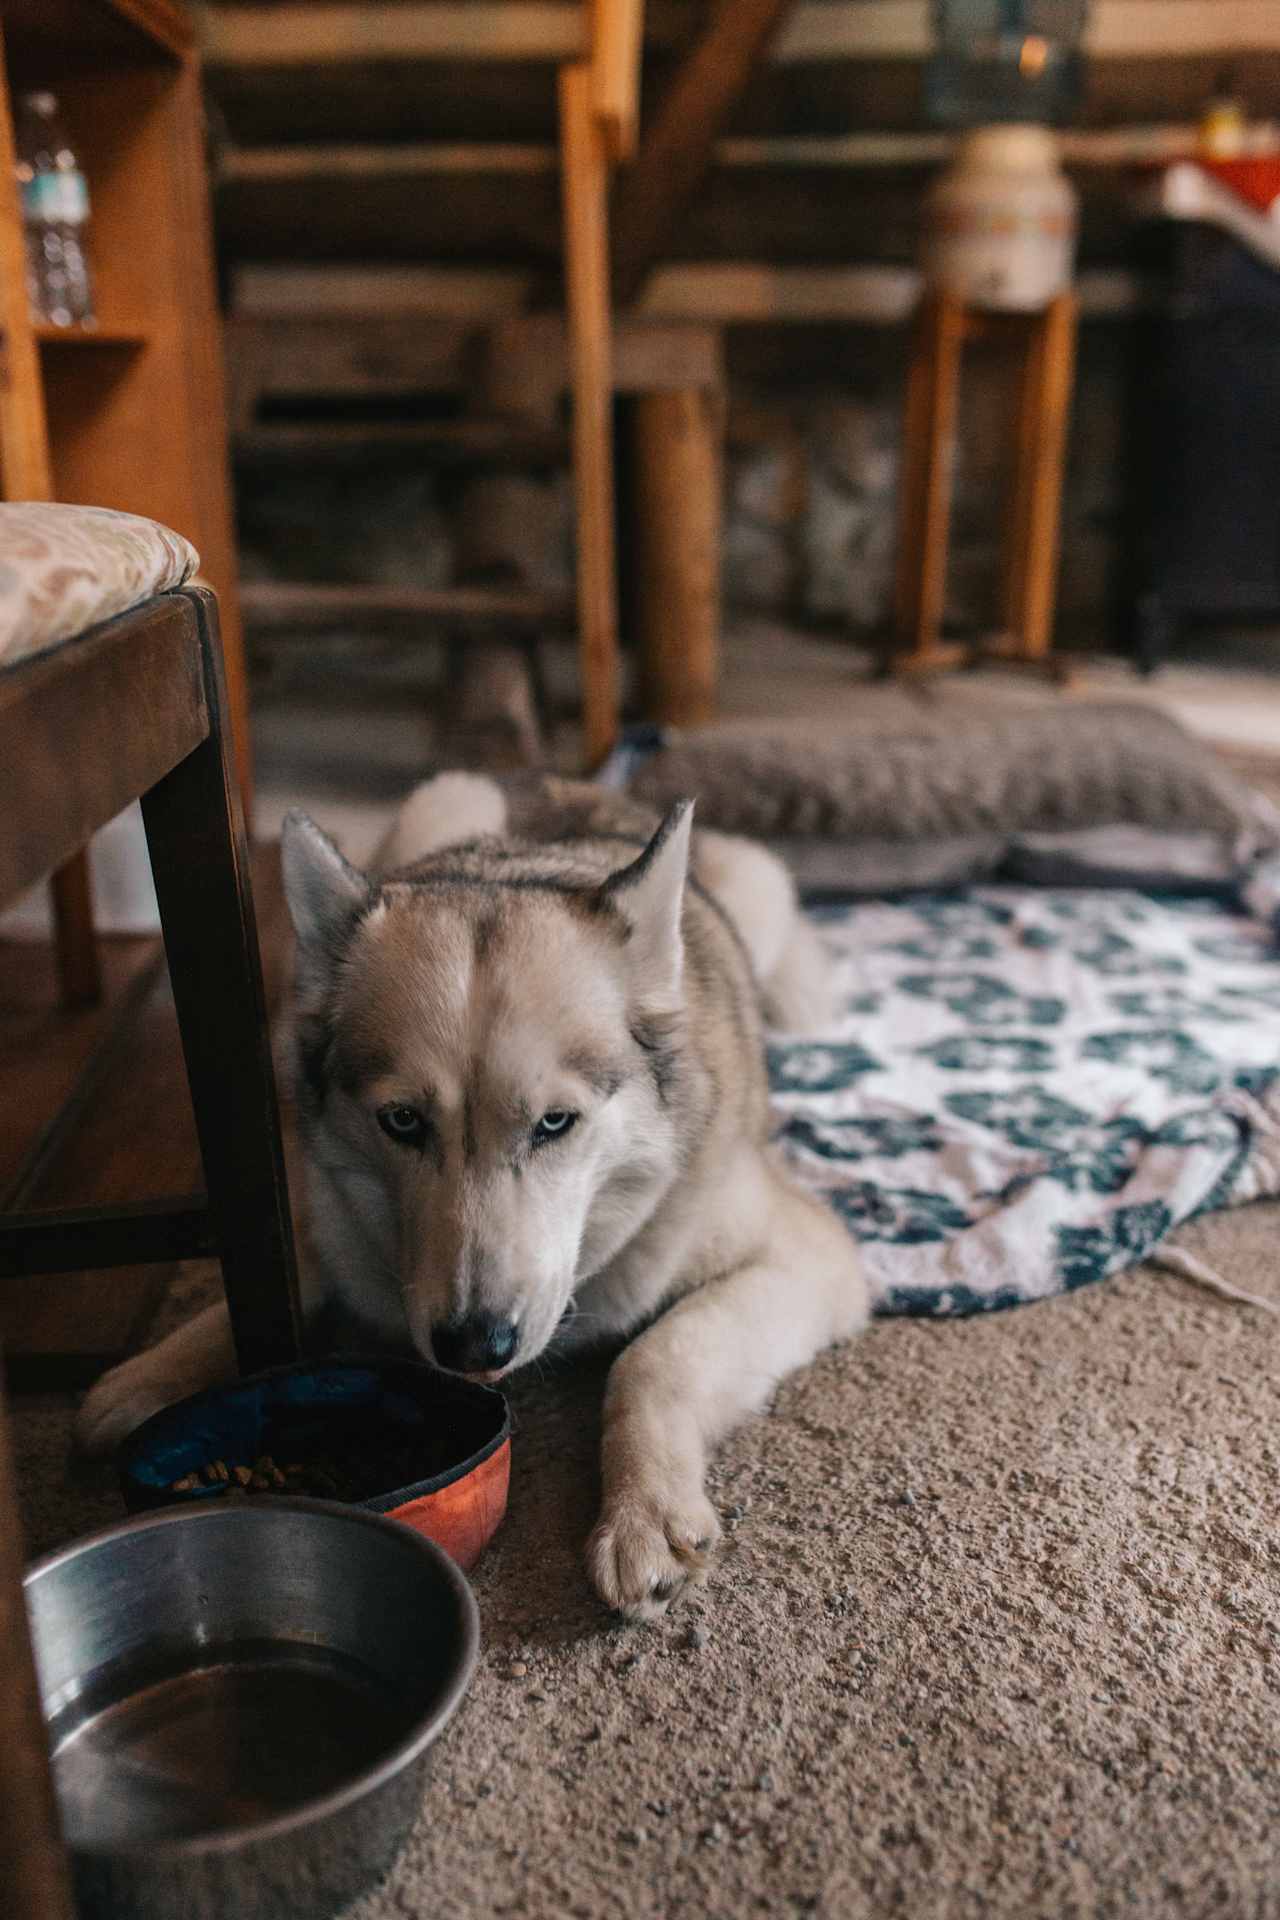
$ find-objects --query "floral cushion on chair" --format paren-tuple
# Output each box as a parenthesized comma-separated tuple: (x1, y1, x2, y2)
(0, 502, 199, 669)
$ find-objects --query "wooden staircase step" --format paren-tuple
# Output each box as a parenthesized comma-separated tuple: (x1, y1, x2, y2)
(235, 417, 569, 465)
(241, 580, 575, 633)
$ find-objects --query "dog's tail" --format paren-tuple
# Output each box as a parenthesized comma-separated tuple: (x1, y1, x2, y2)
(374, 772, 509, 875)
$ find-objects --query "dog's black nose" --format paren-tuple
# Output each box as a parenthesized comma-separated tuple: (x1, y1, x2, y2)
(431, 1312, 518, 1374)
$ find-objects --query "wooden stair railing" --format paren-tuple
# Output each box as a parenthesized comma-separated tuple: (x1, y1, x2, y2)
(557, 0, 644, 767)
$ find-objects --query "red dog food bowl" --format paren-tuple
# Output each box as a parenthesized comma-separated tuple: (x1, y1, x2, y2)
(117, 1357, 510, 1570)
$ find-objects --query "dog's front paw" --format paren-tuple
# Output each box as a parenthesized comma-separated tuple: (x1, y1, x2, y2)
(74, 1355, 181, 1458)
(587, 1484, 722, 1622)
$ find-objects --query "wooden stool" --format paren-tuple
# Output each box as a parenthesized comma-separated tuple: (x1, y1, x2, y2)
(0, 577, 302, 1915)
(890, 290, 1078, 678)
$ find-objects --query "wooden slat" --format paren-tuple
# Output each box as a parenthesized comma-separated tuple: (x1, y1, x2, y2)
(772, 0, 1280, 60)
(234, 264, 534, 317)
(241, 579, 575, 631)
(226, 316, 477, 426)
(231, 261, 1140, 328)
(591, 0, 644, 162)
(218, 123, 1203, 183)
(0, 1198, 213, 1280)
(719, 124, 1200, 168)
(235, 418, 569, 464)
(478, 312, 723, 407)
(199, 1, 1280, 70)
(220, 141, 557, 181)
(0, 598, 208, 907)
(200, 3, 589, 66)
(558, 61, 620, 770)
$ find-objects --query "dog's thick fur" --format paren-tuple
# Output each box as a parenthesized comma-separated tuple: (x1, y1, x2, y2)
(77, 775, 868, 1617)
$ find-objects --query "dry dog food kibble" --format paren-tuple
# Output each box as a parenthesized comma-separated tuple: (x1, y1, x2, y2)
(165, 1431, 451, 1504)
(169, 1455, 341, 1498)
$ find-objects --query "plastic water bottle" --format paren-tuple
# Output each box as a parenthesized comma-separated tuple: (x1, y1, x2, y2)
(15, 91, 95, 328)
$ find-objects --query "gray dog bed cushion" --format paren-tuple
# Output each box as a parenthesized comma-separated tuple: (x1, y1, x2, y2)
(618, 705, 1280, 894)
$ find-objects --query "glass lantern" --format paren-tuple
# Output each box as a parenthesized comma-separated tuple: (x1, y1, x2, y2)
(925, 0, 1089, 127)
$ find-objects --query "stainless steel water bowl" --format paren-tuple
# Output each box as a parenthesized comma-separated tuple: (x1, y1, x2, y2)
(25, 1499, 479, 1920)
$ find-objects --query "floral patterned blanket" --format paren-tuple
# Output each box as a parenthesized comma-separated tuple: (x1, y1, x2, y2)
(771, 888, 1280, 1316)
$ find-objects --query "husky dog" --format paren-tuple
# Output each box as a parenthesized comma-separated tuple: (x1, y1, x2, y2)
(78, 774, 868, 1618)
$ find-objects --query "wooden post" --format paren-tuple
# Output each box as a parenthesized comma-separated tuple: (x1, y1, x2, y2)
(0, 35, 101, 1008)
(1002, 292, 1078, 660)
(559, 60, 620, 770)
(892, 291, 967, 672)
(632, 386, 721, 727)
(0, 1367, 76, 1920)
(591, 0, 644, 163)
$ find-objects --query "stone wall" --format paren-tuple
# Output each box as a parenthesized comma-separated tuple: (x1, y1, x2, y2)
(236, 321, 1131, 654)
(721, 321, 1129, 643)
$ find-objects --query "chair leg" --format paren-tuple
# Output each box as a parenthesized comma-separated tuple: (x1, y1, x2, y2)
(0, 1371, 76, 1920)
(140, 589, 301, 1377)
(50, 851, 101, 1010)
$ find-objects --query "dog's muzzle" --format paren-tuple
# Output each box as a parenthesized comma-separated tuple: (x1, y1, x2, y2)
(431, 1311, 517, 1376)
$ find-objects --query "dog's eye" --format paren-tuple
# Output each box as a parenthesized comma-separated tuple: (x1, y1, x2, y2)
(532, 1109, 576, 1145)
(378, 1103, 427, 1146)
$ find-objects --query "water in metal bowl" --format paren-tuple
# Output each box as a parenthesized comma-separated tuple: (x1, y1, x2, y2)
(25, 1499, 478, 1919)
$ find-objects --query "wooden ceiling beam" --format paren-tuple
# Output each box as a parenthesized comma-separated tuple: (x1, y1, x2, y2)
(198, 1, 1280, 72)
(609, 0, 799, 308)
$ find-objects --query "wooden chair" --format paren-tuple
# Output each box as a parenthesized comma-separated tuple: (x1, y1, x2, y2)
(0, 525, 302, 1916)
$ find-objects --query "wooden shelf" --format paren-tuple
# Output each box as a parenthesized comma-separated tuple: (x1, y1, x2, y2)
(35, 323, 149, 348)
(0, 6, 252, 805)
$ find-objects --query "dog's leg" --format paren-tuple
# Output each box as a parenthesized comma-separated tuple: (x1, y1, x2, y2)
(74, 1301, 237, 1457)
(587, 1175, 868, 1620)
(373, 771, 508, 873)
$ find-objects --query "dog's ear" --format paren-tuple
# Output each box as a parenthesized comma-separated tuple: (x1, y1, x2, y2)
(281, 810, 371, 964)
(601, 800, 693, 1004)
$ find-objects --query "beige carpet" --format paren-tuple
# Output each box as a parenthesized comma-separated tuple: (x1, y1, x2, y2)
(14, 746, 1280, 1918)
(13, 1202, 1280, 1920)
